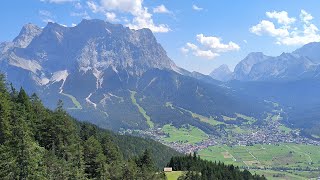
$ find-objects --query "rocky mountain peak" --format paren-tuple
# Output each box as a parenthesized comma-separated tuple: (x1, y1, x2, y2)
(13, 23, 42, 48)
(1, 19, 178, 92)
(293, 42, 320, 63)
(209, 64, 232, 82)
(233, 52, 270, 80)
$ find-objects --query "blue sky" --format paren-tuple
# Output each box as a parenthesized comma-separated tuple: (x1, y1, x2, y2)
(1, 0, 320, 74)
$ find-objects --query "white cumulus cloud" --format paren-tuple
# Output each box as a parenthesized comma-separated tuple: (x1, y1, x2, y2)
(300, 9, 313, 24)
(181, 35, 240, 60)
(196, 34, 240, 52)
(87, 0, 170, 33)
(250, 10, 320, 46)
(250, 20, 289, 37)
(266, 11, 296, 25)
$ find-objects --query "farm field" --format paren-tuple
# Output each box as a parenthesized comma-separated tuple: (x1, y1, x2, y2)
(198, 143, 320, 179)
(251, 169, 306, 180)
(162, 124, 208, 144)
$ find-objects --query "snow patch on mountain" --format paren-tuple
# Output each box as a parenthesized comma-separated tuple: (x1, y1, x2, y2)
(86, 93, 97, 109)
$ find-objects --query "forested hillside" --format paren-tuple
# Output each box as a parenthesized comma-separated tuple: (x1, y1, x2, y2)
(0, 74, 176, 179)
(168, 154, 266, 180)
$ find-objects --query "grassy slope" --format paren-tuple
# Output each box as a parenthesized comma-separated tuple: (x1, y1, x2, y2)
(165, 102, 225, 126)
(130, 90, 154, 128)
(60, 92, 82, 109)
(165, 171, 184, 180)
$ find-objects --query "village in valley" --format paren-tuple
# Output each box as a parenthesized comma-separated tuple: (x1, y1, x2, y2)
(122, 108, 320, 154)
(126, 116, 320, 154)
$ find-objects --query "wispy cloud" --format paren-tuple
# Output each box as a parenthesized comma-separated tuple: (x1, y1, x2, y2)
(70, 11, 90, 19)
(105, 12, 119, 22)
(39, 10, 55, 23)
(192, 4, 203, 11)
(74, 2, 82, 9)
(153, 5, 171, 14)
(40, 0, 77, 3)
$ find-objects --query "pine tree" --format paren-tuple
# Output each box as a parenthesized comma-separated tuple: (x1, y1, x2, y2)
(83, 136, 108, 179)
(10, 104, 45, 179)
(0, 75, 11, 145)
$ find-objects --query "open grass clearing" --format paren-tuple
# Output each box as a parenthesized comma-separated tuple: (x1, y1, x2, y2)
(130, 90, 154, 128)
(162, 124, 208, 145)
(165, 171, 183, 180)
(60, 92, 82, 109)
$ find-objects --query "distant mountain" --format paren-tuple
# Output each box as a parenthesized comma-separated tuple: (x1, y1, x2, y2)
(233, 52, 271, 81)
(247, 52, 316, 81)
(293, 42, 320, 63)
(0, 19, 263, 133)
(209, 64, 232, 82)
(209, 42, 320, 82)
(13, 23, 43, 48)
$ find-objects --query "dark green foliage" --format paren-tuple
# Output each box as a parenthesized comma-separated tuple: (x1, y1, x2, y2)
(0, 76, 178, 179)
(114, 134, 181, 168)
(83, 136, 108, 179)
(168, 154, 267, 180)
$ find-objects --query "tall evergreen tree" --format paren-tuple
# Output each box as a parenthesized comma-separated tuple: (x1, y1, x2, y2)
(0, 75, 11, 145)
(10, 104, 45, 179)
(83, 136, 108, 179)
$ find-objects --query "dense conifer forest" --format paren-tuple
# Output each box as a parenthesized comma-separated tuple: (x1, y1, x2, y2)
(168, 153, 267, 180)
(0, 74, 173, 179)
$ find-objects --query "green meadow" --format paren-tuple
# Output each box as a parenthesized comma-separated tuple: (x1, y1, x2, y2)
(162, 124, 208, 144)
(60, 92, 82, 109)
(165, 171, 184, 180)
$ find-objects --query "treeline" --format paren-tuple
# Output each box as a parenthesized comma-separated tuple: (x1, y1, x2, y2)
(0, 74, 167, 179)
(167, 153, 267, 180)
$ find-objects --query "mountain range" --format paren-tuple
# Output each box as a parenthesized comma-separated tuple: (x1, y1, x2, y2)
(1, 19, 320, 138)
(208, 43, 320, 137)
(210, 43, 320, 82)
(0, 19, 265, 134)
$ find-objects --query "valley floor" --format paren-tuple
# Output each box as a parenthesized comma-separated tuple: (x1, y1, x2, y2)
(119, 100, 320, 179)
(198, 144, 320, 179)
